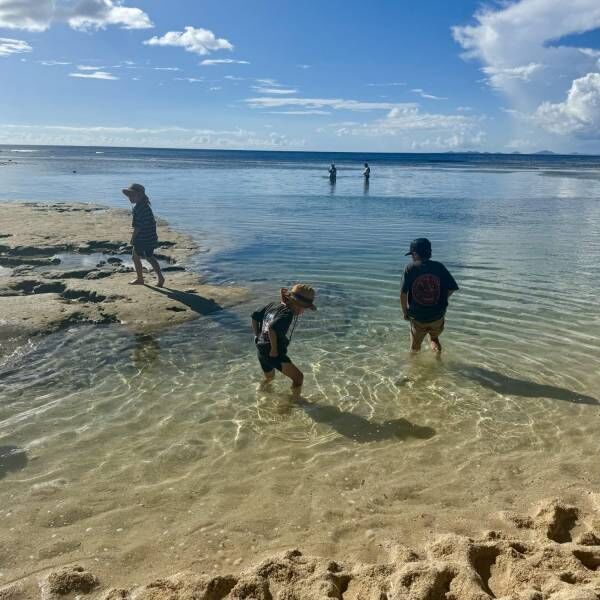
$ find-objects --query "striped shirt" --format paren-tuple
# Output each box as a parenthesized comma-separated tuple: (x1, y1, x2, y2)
(132, 200, 158, 247)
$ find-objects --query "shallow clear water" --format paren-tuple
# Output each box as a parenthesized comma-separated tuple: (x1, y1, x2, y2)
(1, 146, 600, 586)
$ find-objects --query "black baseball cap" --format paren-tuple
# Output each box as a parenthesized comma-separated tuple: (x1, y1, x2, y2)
(405, 238, 432, 256)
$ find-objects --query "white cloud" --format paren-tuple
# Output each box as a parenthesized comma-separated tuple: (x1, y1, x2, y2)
(174, 77, 203, 83)
(200, 58, 249, 66)
(535, 72, 600, 137)
(246, 96, 417, 111)
(252, 87, 297, 95)
(269, 110, 330, 115)
(324, 105, 485, 150)
(144, 27, 233, 56)
(0, 123, 304, 150)
(209, 86, 222, 91)
(297, 64, 310, 69)
(367, 82, 405, 87)
(255, 78, 279, 86)
(0, 37, 32, 57)
(69, 70, 119, 80)
(224, 75, 244, 81)
(411, 88, 447, 100)
(481, 62, 544, 87)
(453, 0, 600, 99)
(154, 66, 180, 71)
(457, 106, 473, 112)
(39, 60, 71, 66)
(377, 105, 476, 132)
(0, 0, 153, 32)
(77, 65, 106, 71)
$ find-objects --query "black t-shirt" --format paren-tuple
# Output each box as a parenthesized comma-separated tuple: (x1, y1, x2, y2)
(251, 302, 295, 355)
(400, 260, 459, 322)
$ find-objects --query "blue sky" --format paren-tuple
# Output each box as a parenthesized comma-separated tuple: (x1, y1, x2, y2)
(1, 0, 600, 152)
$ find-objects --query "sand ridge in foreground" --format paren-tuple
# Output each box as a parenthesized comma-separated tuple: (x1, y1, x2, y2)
(2, 498, 599, 600)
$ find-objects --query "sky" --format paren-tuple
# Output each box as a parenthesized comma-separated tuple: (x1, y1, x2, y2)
(1, 0, 600, 153)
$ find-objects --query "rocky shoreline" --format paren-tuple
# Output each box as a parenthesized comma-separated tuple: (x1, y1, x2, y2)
(0, 203, 247, 347)
(1, 498, 599, 600)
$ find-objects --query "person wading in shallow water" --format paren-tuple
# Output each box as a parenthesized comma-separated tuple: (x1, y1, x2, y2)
(400, 238, 458, 353)
(363, 161, 370, 180)
(251, 284, 317, 394)
(328, 162, 337, 184)
(122, 183, 164, 288)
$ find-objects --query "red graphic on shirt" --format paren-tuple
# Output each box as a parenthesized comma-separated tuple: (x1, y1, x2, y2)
(412, 274, 441, 306)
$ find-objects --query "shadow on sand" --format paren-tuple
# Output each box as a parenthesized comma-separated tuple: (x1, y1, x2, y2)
(0, 445, 28, 479)
(295, 398, 436, 443)
(461, 366, 599, 406)
(147, 285, 222, 315)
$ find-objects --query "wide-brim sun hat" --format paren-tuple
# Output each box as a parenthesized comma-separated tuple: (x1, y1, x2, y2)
(286, 283, 317, 311)
(122, 183, 148, 200)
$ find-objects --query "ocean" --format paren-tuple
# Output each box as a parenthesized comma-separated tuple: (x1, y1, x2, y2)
(1, 145, 600, 586)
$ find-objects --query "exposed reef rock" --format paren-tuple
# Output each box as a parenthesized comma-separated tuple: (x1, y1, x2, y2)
(0, 203, 247, 344)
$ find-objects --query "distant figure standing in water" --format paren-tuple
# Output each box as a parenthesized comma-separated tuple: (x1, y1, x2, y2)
(251, 284, 317, 394)
(363, 162, 370, 180)
(400, 238, 458, 353)
(122, 183, 164, 288)
(328, 162, 337, 183)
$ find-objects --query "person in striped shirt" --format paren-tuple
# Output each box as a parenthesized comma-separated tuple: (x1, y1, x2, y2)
(122, 183, 164, 288)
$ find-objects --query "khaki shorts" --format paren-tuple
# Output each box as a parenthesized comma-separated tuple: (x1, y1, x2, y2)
(410, 317, 445, 347)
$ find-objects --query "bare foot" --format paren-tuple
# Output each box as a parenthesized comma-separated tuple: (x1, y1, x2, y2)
(157, 275, 165, 288)
(430, 338, 442, 353)
(129, 279, 144, 285)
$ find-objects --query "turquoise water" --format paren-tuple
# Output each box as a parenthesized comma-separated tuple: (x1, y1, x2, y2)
(1, 146, 600, 587)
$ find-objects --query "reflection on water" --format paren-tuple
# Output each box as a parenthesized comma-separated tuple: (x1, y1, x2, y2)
(0, 151, 600, 587)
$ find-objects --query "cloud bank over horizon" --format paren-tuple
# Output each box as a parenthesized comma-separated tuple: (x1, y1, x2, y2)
(1, 0, 599, 151)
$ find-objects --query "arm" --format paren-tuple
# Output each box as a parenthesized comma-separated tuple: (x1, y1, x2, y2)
(400, 292, 409, 320)
(268, 327, 278, 357)
(251, 318, 259, 337)
(443, 266, 459, 300)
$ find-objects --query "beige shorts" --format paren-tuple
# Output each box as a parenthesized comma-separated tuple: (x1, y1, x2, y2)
(410, 317, 445, 346)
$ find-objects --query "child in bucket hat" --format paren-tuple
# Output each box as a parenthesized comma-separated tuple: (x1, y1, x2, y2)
(122, 183, 164, 288)
(251, 284, 316, 393)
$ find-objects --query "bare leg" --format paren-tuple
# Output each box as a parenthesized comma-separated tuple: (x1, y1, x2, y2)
(130, 249, 144, 284)
(430, 336, 442, 353)
(147, 256, 164, 287)
(410, 330, 423, 353)
(281, 362, 304, 396)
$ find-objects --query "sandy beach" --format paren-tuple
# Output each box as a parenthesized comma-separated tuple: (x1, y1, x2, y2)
(1, 497, 599, 599)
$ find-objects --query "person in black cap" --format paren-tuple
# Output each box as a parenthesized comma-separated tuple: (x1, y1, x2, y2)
(400, 238, 458, 352)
